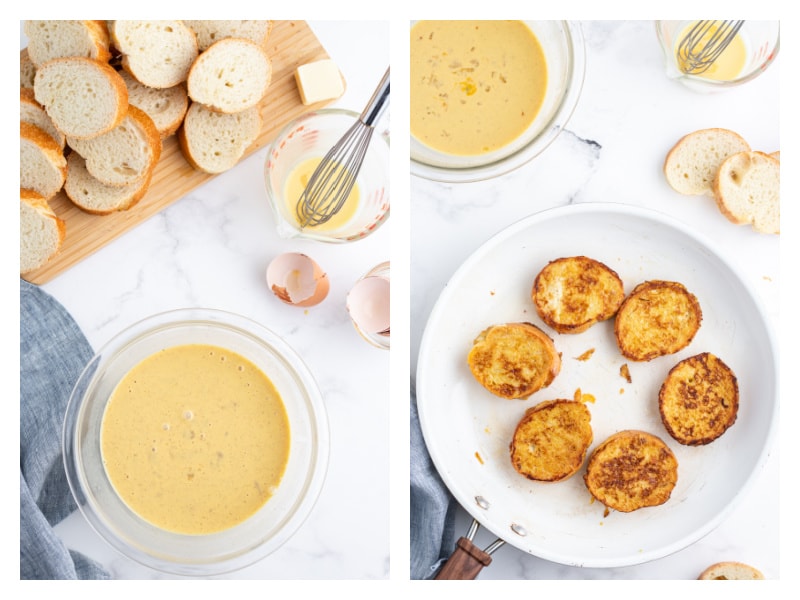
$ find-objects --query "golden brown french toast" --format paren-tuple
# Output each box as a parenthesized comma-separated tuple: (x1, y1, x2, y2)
(659, 352, 739, 445)
(532, 256, 625, 334)
(584, 430, 678, 513)
(467, 322, 561, 400)
(510, 399, 593, 482)
(614, 280, 702, 361)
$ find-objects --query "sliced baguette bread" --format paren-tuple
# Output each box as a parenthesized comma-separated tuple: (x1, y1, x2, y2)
(184, 20, 274, 51)
(664, 128, 750, 196)
(111, 20, 198, 89)
(20, 49, 37, 89)
(33, 56, 128, 139)
(20, 87, 65, 149)
(20, 188, 66, 275)
(119, 70, 188, 139)
(64, 151, 152, 214)
(713, 150, 780, 234)
(187, 38, 272, 113)
(698, 561, 764, 580)
(178, 102, 261, 174)
(67, 104, 162, 187)
(20, 122, 67, 200)
(23, 20, 111, 67)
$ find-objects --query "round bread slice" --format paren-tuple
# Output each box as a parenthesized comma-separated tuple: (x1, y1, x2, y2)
(467, 322, 561, 400)
(184, 20, 274, 51)
(614, 280, 702, 362)
(20, 87, 65, 149)
(64, 152, 152, 214)
(67, 104, 162, 187)
(20, 49, 37, 89)
(187, 38, 272, 113)
(20, 188, 66, 275)
(697, 561, 765, 580)
(713, 150, 780, 235)
(111, 20, 198, 89)
(33, 56, 128, 139)
(23, 20, 111, 67)
(663, 128, 750, 196)
(659, 352, 738, 445)
(119, 70, 188, 138)
(178, 102, 262, 174)
(20, 122, 67, 201)
(510, 399, 593, 482)
(584, 430, 678, 513)
(532, 256, 625, 334)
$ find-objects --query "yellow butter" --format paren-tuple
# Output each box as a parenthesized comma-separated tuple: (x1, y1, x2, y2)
(295, 59, 344, 105)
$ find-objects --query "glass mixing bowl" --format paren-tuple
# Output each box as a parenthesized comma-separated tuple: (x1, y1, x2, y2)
(62, 308, 329, 576)
(410, 20, 586, 183)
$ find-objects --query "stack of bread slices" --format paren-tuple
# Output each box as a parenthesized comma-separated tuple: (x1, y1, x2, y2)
(20, 20, 274, 276)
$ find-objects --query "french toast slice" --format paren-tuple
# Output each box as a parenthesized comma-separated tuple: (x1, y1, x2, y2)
(659, 352, 739, 445)
(584, 430, 678, 513)
(614, 280, 702, 361)
(467, 322, 561, 400)
(510, 399, 593, 482)
(532, 256, 625, 334)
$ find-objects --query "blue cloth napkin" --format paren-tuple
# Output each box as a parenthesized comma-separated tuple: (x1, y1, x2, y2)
(19, 279, 110, 579)
(410, 380, 456, 580)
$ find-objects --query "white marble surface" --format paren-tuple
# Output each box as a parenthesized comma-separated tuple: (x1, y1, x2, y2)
(24, 21, 391, 579)
(411, 20, 780, 580)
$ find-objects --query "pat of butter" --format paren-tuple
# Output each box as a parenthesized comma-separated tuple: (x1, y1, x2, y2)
(295, 59, 345, 105)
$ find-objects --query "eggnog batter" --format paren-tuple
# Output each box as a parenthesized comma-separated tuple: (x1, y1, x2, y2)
(101, 344, 290, 535)
(677, 21, 747, 80)
(410, 20, 548, 156)
(286, 156, 360, 230)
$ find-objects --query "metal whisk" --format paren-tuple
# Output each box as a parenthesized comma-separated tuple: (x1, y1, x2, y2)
(296, 67, 390, 228)
(676, 20, 745, 75)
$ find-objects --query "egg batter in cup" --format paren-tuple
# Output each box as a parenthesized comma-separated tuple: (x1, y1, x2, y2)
(264, 108, 390, 243)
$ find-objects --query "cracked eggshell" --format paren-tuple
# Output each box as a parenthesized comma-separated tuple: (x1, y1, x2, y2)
(266, 252, 330, 307)
(346, 274, 390, 335)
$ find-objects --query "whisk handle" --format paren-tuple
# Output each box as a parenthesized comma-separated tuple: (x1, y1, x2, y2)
(360, 67, 390, 127)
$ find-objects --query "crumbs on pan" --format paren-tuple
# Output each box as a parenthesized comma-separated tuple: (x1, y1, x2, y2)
(620, 363, 632, 383)
(576, 348, 595, 361)
(475, 451, 484, 464)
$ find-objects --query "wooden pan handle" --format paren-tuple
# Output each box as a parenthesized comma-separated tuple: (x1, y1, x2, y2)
(434, 536, 493, 580)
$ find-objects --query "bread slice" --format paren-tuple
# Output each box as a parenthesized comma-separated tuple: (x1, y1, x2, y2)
(510, 399, 593, 482)
(664, 128, 750, 196)
(23, 20, 111, 67)
(20, 122, 67, 200)
(20, 188, 66, 274)
(467, 322, 561, 400)
(184, 20, 274, 51)
(111, 20, 198, 89)
(33, 56, 128, 139)
(187, 38, 272, 113)
(532, 256, 625, 334)
(584, 430, 678, 513)
(20, 49, 37, 89)
(614, 280, 702, 362)
(698, 561, 765, 580)
(20, 87, 65, 150)
(713, 150, 780, 235)
(659, 352, 738, 445)
(770, 150, 780, 161)
(64, 151, 152, 214)
(67, 104, 162, 187)
(178, 102, 261, 174)
(119, 70, 188, 139)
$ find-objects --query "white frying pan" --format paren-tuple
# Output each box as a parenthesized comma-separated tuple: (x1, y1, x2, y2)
(416, 204, 777, 578)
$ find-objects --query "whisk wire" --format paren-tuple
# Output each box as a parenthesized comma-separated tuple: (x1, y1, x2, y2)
(677, 20, 745, 75)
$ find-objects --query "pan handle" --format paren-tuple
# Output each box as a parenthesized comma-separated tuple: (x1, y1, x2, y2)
(434, 519, 505, 580)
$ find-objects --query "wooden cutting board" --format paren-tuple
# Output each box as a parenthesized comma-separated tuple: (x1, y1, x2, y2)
(23, 20, 340, 285)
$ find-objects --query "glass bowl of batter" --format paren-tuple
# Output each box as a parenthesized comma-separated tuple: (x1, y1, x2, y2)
(62, 308, 329, 576)
(410, 20, 586, 183)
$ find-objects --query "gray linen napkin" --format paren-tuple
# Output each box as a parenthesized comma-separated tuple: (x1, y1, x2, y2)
(19, 279, 110, 579)
(410, 380, 456, 580)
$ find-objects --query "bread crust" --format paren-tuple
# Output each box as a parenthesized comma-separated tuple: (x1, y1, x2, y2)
(510, 399, 593, 482)
(614, 280, 702, 361)
(532, 256, 625, 334)
(20, 121, 67, 200)
(658, 352, 738, 445)
(467, 322, 561, 400)
(584, 430, 678, 513)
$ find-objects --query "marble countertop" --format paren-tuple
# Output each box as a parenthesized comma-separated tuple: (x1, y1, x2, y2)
(410, 20, 780, 580)
(27, 21, 391, 580)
